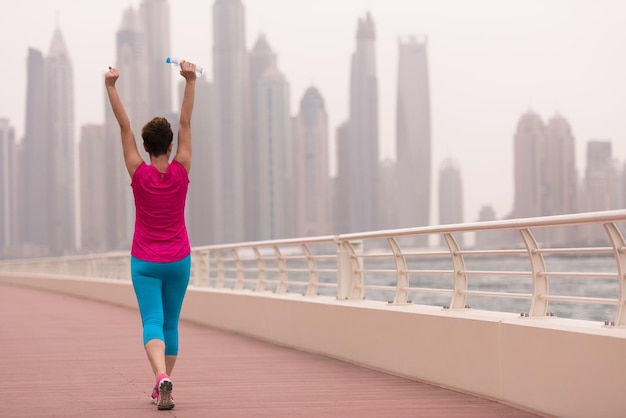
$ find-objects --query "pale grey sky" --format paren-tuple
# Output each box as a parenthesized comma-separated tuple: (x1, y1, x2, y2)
(1, 0, 625, 224)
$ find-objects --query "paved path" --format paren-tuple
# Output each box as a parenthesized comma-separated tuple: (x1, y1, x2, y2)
(0, 283, 542, 417)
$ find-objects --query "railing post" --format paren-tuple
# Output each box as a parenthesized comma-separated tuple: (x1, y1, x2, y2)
(214, 250, 225, 289)
(604, 222, 626, 326)
(253, 247, 267, 292)
(388, 237, 409, 304)
(302, 244, 318, 297)
(336, 240, 363, 300)
(232, 249, 244, 290)
(274, 246, 288, 294)
(192, 250, 209, 287)
(444, 232, 468, 310)
(520, 228, 549, 317)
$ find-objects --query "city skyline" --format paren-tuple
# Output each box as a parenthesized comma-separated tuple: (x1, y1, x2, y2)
(1, 0, 625, 226)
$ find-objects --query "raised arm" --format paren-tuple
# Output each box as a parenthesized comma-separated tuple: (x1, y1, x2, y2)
(105, 66, 143, 178)
(173, 61, 197, 173)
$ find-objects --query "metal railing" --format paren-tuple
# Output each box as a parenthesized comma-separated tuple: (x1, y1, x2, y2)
(2, 210, 626, 326)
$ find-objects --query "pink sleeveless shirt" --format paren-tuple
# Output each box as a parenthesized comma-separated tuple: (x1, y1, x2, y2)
(130, 160, 190, 262)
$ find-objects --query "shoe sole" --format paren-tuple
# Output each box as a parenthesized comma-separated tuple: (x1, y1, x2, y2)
(157, 379, 175, 410)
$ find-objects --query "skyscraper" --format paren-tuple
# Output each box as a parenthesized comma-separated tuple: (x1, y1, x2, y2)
(583, 140, 618, 244)
(212, 0, 249, 244)
(377, 158, 397, 230)
(45, 27, 76, 255)
(438, 158, 463, 247)
(257, 65, 291, 239)
(544, 114, 578, 245)
(0, 119, 16, 257)
(79, 124, 108, 253)
(512, 110, 545, 219)
(20, 47, 49, 255)
(334, 122, 350, 233)
(140, 0, 172, 117)
(544, 114, 577, 216)
(396, 35, 431, 244)
(293, 87, 331, 237)
(510, 110, 581, 245)
(337, 12, 380, 233)
(248, 34, 278, 241)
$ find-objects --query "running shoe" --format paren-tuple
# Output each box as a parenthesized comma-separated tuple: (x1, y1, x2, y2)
(151, 385, 174, 406)
(156, 374, 175, 410)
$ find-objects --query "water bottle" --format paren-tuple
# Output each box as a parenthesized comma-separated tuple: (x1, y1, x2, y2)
(166, 57, 204, 77)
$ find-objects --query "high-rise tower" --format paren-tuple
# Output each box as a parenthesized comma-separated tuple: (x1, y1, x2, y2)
(396, 35, 431, 243)
(212, 0, 249, 244)
(79, 124, 108, 253)
(140, 0, 172, 117)
(544, 114, 577, 216)
(247, 34, 278, 241)
(438, 158, 463, 247)
(337, 12, 380, 233)
(45, 27, 76, 255)
(257, 65, 291, 239)
(20, 48, 49, 255)
(512, 110, 545, 218)
(293, 87, 331, 237)
(0, 119, 16, 257)
(583, 141, 619, 244)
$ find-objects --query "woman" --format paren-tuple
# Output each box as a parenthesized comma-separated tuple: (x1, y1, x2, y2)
(105, 60, 197, 410)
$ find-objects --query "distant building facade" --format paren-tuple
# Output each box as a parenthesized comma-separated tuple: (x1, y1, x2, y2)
(212, 0, 249, 244)
(247, 34, 278, 241)
(18, 29, 76, 256)
(396, 35, 431, 246)
(582, 140, 620, 245)
(79, 124, 108, 253)
(0, 119, 17, 257)
(336, 12, 380, 233)
(293, 87, 332, 237)
(438, 158, 463, 247)
(256, 65, 292, 239)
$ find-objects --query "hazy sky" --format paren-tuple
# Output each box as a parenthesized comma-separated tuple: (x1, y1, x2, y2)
(1, 0, 625, 225)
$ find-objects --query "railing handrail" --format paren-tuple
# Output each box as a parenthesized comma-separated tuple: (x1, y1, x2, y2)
(2, 210, 626, 325)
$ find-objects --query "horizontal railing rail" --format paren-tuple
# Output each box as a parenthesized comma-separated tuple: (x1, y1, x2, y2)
(2, 210, 626, 325)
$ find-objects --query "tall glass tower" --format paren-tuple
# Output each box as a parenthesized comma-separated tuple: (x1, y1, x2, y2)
(396, 35, 431, 244)
(140, 0, 172, 117)
(438, 158, 463, 247)
(512, 110, 545, 219)
(293, 87, 331, 237)
(0, 119, 16, 257)
(544, 114, 577, 216)
(247, 34, 277, 241)
(20, 48, 48, 255)
(212, 0, 249, 244)
(338, 12, 379, 233)
(257, 65, 291, 239)
(45, 27, 76, 255)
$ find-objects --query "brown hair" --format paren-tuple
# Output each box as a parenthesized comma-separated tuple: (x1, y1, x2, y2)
(141, 117, 173, 157)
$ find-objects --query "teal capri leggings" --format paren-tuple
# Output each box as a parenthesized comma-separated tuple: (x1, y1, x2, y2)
(131, 255, 191, 355)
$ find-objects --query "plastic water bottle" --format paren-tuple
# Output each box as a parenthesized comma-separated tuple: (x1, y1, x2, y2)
(166, 57, 204, 77)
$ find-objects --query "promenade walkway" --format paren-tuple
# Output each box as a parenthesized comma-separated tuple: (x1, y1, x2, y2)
(0, 282, 542, 417)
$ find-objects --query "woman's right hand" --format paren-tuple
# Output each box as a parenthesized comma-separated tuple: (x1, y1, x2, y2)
(105, 66, 119, 87)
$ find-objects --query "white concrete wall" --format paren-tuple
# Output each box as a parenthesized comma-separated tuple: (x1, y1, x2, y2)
(3, 273, 626, 418)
